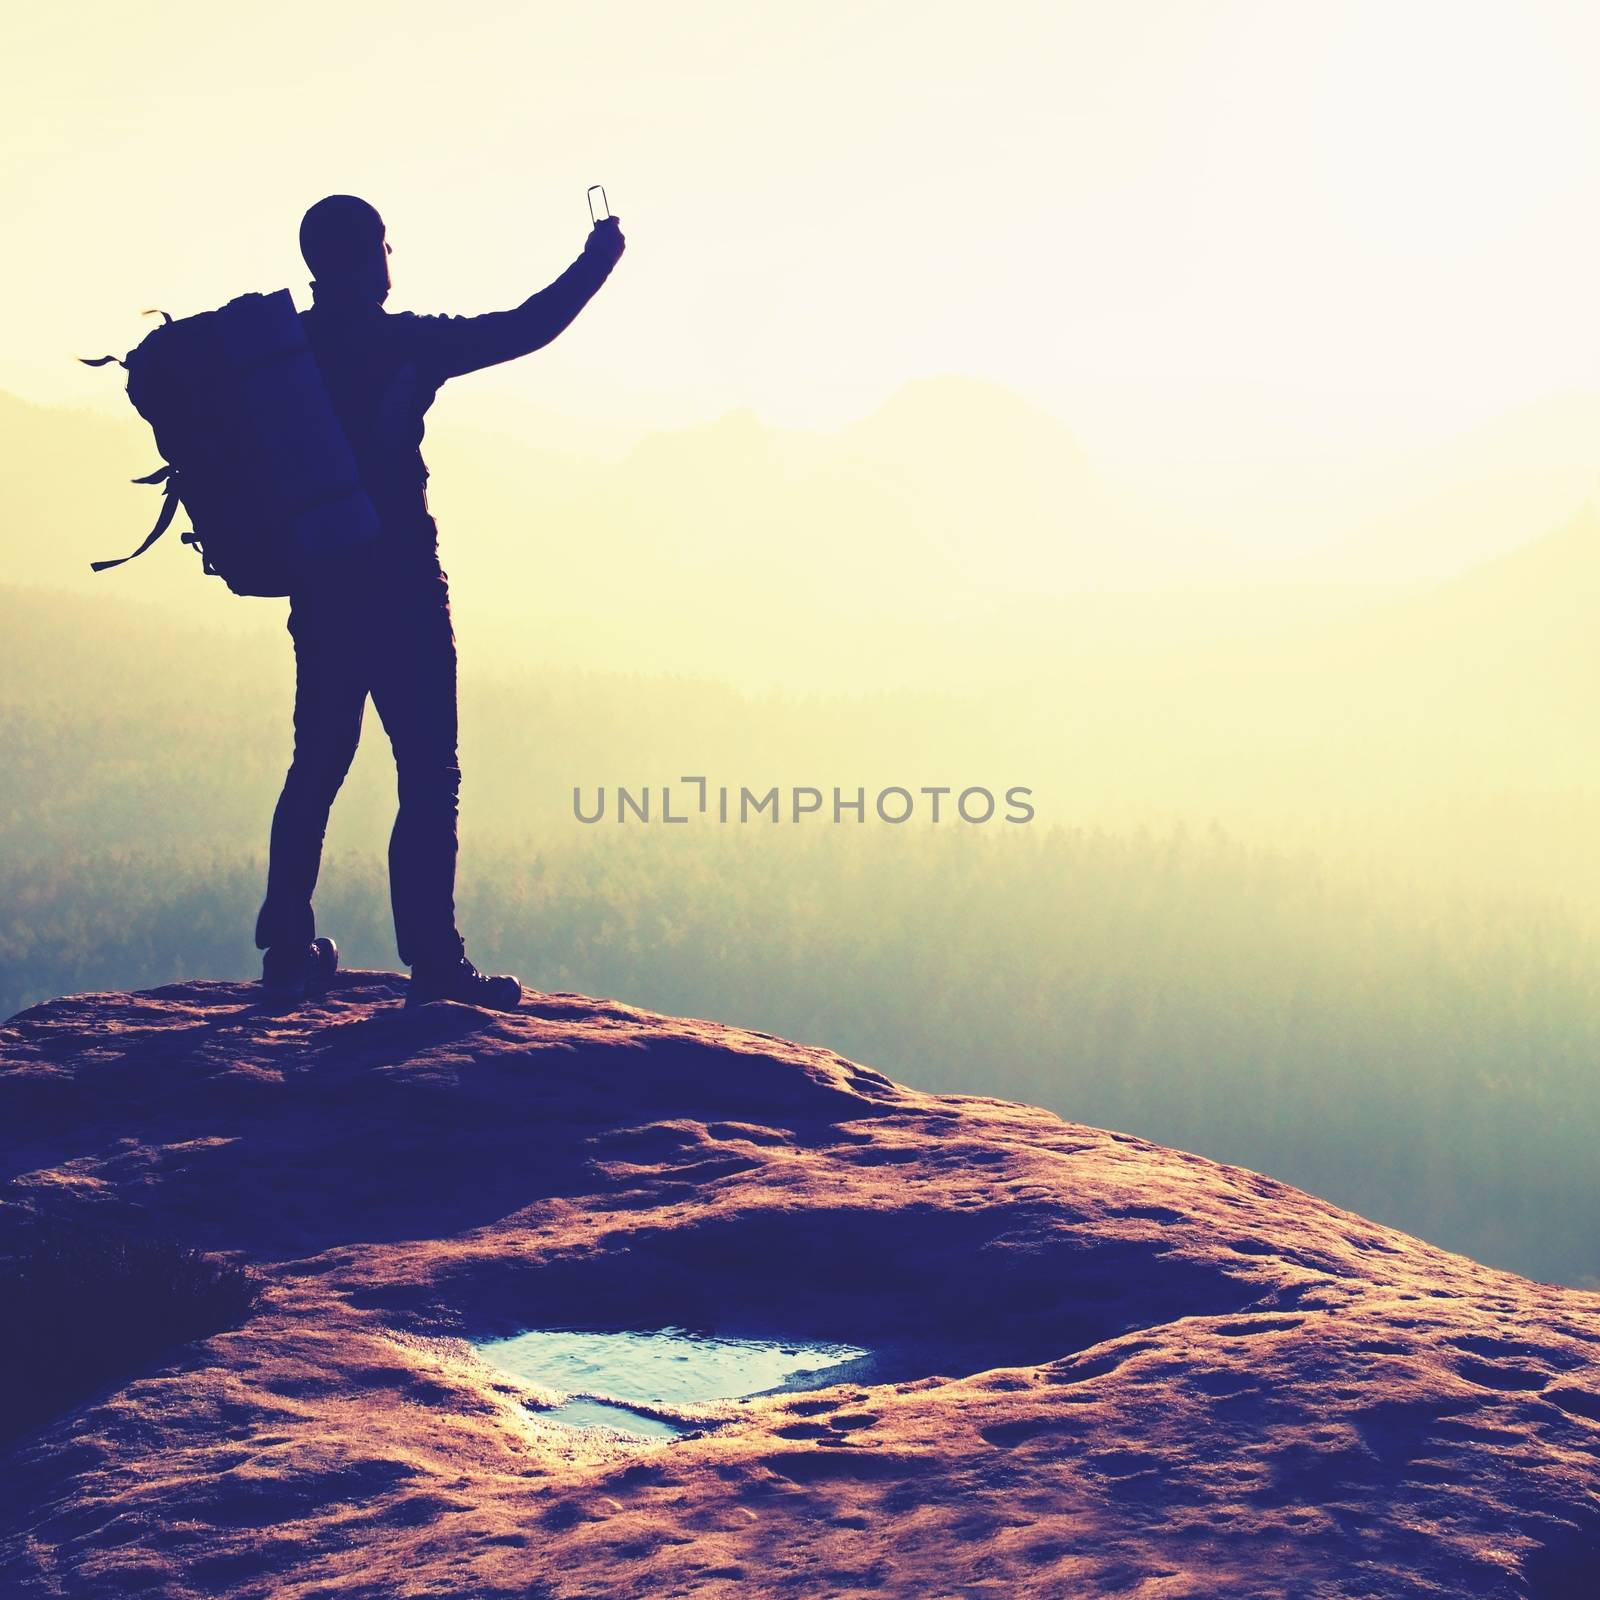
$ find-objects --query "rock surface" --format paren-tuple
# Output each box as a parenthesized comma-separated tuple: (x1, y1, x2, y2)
(1, 973, 1598, 1599)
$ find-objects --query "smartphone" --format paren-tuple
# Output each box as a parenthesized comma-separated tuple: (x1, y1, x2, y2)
(587, 185, 611, 225)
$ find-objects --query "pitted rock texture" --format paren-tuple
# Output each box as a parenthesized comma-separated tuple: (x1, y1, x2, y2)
(2, 974, 1598, 1599)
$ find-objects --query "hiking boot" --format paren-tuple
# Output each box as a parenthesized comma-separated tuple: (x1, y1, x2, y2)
(407, 956, 521, 1012)
(261, 936, 339, 1002)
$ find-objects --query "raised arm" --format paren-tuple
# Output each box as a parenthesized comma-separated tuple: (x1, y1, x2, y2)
(414, 217, 627, 382)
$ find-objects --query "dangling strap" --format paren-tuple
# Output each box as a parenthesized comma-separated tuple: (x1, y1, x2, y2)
(81, 309, 181, 572)
(91, 472, 182, 573)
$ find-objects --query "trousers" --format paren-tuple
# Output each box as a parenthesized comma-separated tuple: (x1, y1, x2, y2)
(255, 558, 465, 968)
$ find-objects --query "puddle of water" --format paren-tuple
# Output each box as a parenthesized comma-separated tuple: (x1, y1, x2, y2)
(477, 1325, 870, 1440)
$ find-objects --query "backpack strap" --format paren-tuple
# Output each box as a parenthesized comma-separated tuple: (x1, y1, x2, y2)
(180, 529, 219, 577)
(90, 471, 182, 573)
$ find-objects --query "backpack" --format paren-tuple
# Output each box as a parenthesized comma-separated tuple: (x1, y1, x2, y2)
(82, 290, 379, 596)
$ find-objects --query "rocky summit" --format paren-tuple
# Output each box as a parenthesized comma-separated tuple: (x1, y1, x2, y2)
(2, 973, 1598, 1599)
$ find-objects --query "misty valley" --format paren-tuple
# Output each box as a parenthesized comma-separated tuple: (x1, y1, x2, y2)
(6, 508, 1600, 1294)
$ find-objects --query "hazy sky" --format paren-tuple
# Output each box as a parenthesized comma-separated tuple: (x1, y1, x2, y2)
(6, 0, 1598, 546)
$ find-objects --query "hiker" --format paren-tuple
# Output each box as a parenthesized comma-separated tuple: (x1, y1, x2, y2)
(255, 195, 626, 1006)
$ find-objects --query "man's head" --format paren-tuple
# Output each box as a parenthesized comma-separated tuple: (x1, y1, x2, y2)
(299, 195, 390, 301)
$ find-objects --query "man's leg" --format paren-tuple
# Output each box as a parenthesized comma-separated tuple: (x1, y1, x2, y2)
(255, 602, 368, 954)
(369, 577, 465, 969)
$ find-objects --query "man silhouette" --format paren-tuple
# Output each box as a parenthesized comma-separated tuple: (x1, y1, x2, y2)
(256, 195, 625, 1007)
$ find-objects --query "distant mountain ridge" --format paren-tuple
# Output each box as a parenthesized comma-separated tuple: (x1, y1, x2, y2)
(5, 376, 1596, 695)
(19, 372, 1595, 608)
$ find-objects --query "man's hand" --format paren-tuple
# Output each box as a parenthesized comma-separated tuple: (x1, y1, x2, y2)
(584, 215, 626, 268)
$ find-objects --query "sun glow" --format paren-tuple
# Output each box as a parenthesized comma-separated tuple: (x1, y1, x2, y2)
(3, 1, 1597, 559)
